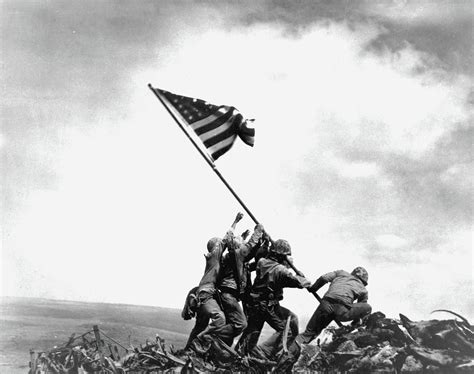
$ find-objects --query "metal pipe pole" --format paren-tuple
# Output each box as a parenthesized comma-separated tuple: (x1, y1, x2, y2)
(148, 84, 338, 324)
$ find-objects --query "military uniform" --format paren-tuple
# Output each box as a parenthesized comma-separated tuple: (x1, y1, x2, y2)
(277, 267, 372, 372)
(216, 224, 264, 346)
(186, 237, 229, 350)
(236, 256, 309, 358)
(298, 269, 371, 344)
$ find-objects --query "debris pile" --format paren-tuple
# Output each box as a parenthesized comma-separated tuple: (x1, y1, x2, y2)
(293, 310, 474, 373)
(28, 325, 254, 373)
(28, 311, 474, 373)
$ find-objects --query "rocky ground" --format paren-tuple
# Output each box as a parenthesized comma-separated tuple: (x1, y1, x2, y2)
(28, 310, 474, 373)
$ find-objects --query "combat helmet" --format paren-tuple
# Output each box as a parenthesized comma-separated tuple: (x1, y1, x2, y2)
(351, 266, 369, 286)
(270, 239, 292, 256)
(207, 237, 223, 252)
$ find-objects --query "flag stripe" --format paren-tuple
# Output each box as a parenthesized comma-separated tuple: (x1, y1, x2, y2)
(238, 125, 256, 146)
(194, 108, 235, 136)
(208, 136, 236, 159)
(198, 120, 234, 143)
(211, 145, 233, 160)
(154, 87, 254, 161)
(202, 114, 243, 148)
(189, 107, 228, 130)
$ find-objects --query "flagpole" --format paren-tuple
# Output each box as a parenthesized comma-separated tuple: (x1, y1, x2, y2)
(148, 84, 260, 225)
(148, 84, 337, 321)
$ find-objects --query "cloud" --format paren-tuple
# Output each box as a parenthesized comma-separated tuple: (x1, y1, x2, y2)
(129, 16, 472, 318)
(375, 234, 408, 249)
(2, 1, 472, 321)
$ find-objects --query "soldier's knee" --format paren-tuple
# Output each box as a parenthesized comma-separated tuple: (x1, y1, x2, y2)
(289, 313, 299, 333)
(363, 303, 372, 315)
(298, 330, 317, 345)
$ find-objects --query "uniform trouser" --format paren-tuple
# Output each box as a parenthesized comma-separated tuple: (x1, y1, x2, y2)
(236, 301, 298, 358)
(297, 299, 372, 344)
(185, 292, 226, 349)
(277, 299, 372, 372)
(219, 291, 248, 346)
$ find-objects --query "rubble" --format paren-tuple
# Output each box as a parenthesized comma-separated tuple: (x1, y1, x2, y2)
(293, 311, 474, 373)
(28, 311, 474, 373)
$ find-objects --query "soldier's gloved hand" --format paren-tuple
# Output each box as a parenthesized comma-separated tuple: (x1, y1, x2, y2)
(241, 229, 251, 240)
(296, 276, 312, 288)
(236, 212, 244, 221)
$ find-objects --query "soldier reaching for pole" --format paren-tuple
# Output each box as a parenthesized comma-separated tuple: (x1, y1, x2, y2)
(236, 239, 311, 359)
(216, 212, 265, 347)
(182, 213, 264, 354)
(277, 267, 372, 372)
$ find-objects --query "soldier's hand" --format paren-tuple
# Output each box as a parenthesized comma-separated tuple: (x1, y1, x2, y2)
(241, 229, 251, 240)
(236, 212, 244, 221)
(296, 276, 312, 288)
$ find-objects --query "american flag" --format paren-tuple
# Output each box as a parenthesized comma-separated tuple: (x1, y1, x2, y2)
(154, 88, 255, 161)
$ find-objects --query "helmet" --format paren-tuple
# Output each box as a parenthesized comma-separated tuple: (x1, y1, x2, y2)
(207, 237, 223, 252)
(271, 239, 292, 256)
(351, 266, 369, 285)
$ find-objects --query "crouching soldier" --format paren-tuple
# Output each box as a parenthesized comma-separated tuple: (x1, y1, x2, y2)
(278, 267, 372, 372)
(236, 239, 311, 359)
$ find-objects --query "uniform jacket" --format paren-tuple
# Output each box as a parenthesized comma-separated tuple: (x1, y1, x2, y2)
(321, 269, 368, 307)
(218, 225, 264, 293)
(197, 237, 228, 295)
(252, 257, 306, 301)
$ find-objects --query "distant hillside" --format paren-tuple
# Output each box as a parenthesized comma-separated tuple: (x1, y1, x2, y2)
(0, 296, 193, 373)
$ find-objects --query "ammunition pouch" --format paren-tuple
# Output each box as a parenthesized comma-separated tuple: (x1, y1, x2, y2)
(182, 287, 199, 320)
(189, 294, 198, 313)
(249, 291, 281, 307)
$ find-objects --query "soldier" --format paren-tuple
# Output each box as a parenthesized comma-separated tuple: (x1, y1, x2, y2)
(236, 239, 311, 359)
(184, 214, 243, 353)
(278, 267, 372, 372)
(216, 212, 265, 347)
(184, 237, 226, 352)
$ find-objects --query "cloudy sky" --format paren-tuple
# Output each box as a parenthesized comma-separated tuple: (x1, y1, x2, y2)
(2, 0, 473, 324)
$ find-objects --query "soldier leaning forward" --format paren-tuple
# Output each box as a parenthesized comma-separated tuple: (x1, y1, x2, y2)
(277, 267, 372, 372)
(183, 236, 228, 352)
(236, 239, 310, 359)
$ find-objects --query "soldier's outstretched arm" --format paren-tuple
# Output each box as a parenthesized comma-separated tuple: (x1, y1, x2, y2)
(222, 212, 244, 246)
(240, 223, 265, 258)
(231, 212, 244, 230)
(308, 276, 328, 293)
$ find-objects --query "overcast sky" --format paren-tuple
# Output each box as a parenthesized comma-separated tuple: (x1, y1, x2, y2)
(2, 0, 473, 323)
